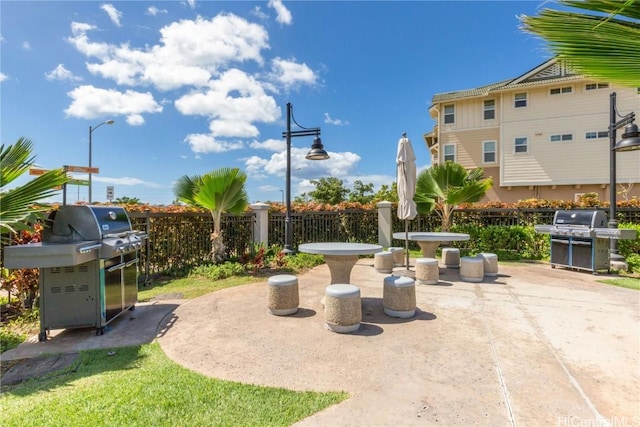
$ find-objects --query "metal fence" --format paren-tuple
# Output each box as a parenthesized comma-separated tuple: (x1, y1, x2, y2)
(128, 211, 254, 278)
(268, 210, 378, 247)
(129, 207, 638, 277)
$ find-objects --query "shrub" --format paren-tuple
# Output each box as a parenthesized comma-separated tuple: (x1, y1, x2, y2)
(188, 262, 246, 281)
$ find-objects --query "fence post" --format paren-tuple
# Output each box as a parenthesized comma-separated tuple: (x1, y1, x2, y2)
(377, 201, 393, 248)
(250, 202, 270, 245)
(144, 209, 151, 286)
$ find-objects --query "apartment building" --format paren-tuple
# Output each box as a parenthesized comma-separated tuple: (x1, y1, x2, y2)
(425, 58, 640, 203)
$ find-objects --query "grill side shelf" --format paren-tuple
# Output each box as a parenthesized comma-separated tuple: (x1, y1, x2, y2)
(4, 241, 100, 269)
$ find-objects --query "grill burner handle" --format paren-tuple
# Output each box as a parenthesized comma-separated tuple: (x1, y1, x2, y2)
(106, 262, 127, 272)
(104, 231, 147, 239)
(78, 244, 102, 254)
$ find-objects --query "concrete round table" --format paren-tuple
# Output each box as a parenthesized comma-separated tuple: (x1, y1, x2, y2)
(298, 242, 382, 284)
(393, 232, 470, 258)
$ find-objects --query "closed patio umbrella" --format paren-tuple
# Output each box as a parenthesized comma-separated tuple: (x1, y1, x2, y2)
(396, 132, 417, 270)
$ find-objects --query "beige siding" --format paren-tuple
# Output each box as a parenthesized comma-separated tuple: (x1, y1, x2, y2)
(441, 97, 501, 131)
(430, 62, 640, 203)
(439, 128, 500, 168)
(500, 85, 640, 186)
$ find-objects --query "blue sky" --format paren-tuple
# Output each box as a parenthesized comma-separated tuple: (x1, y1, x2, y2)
(1, 0, 553, 205)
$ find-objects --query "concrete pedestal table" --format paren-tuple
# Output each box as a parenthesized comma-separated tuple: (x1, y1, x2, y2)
(393, 232, 470, 258)
(298, 242, 383, 284)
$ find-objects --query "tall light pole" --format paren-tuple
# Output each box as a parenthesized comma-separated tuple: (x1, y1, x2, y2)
(88, 119, 114, 203)
(608, 92, 640, 265)
(282, 102, 330, 253)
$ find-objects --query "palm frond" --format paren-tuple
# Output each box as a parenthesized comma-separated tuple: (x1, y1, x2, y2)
(521, 0, 640, 87)
(1, 138, 37, 187)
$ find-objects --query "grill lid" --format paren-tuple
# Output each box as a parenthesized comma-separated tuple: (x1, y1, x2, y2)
(553, 210, 607, 228)
(43, 205, 132, 243)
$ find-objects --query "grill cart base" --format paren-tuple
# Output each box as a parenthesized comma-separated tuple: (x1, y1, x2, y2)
(38, 254, 138, 341)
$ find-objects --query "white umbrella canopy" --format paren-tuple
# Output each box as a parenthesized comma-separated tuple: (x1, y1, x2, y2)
(396, 132, 417, 270)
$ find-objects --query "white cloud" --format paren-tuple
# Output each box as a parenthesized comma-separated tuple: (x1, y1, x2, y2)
(146, 6, 168, 16)
(245, 155, 269, 178)
(183, 133, 244, 154)
(68, 22, 111, 58)
(101, 4, 123, 27)
(22, 41, 31, 50)
(94, 176, 165, 188)
(126, 114, 145, 126)
(324, 113, 350, 126)
(251, 6, 269, 21)
(260, 147, 361, 180)
(45, 64, 82, 82)
(268, 0, 292, 25)
(68, 14, 270, 91)
(0, 72, 8, 82)
(64, 85, 162, 121)
(270, 57, 317, 90)
(249, 138, 285, 152)
(62, 11, 324, 158)
(185, 0, 196, 10)
(175, 68, 280, 138)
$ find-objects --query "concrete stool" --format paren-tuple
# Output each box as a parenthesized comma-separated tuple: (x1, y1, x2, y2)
(460, 256, 484, 283)
(388, 247, 405, 266)
(324, 284, 362, 333)
(442, 247, 461, 269)
(267, 274, 299, 316)
(383, 275, 416, 318)
(374, 251, 394, 273)
(478, 253, 499, 277)
(415, 257, 439, 285)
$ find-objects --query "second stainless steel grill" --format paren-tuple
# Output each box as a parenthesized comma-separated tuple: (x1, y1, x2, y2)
(535, 210, 637, 273)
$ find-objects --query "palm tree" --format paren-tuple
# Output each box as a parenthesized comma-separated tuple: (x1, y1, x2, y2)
(173, 167, 249, 262)
(520, 0, 640, 87)
(1, 138, 69, 242)
(414, 162, 493, 232)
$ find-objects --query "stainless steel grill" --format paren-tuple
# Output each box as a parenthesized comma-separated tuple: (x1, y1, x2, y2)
(535, 210, 637, 273)
(4, 205, 147, 341)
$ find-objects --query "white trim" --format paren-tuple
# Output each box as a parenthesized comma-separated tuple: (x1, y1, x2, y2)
(443, 143, 456, 163)
(482, 140, 497, 164)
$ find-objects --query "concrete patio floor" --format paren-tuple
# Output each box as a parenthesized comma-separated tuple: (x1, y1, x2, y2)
(3, 259, 639, 426)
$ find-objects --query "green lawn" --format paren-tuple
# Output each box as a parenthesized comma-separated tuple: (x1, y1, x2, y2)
(597, 276, 640, 291)
(1, 343, 347, 427)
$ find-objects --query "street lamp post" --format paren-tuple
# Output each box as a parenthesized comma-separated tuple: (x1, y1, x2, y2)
(88, 119, 114, 203)
(608, 92, 640, 265)
(282, 102, 330, 253)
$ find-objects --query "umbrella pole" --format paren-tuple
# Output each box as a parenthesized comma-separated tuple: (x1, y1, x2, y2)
(405, 219, 410, 270)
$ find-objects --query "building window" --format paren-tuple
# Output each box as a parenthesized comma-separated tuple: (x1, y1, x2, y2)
(443, 144, 455, 162)
(515, 137, 528, 153)
(585, 131, 609, 139)
(444, 105, 455, 124)
(550, 86, 572, 95)
(550, 134, 573, 142)
(483, 141, 496, 163)
(483, 99, 495, 120)
(585, 83, 609, 91)
(514, 93, 527, 108)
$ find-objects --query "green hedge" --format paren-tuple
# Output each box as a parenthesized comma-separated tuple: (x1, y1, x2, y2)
(450, 224, 549, 261)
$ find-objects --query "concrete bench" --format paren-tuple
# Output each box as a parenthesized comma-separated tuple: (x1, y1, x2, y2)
(383, 275, 416, 318)
(478, 253, 499, 277)
(388, 247, 405, 267)
(324, 284, 362, 333)
(374, 251, 394, 273)
(267, 274, 299, 315)
(460, 256, 484, 283)
(415, 257, 439, 285)
(441, 247, 460, 269)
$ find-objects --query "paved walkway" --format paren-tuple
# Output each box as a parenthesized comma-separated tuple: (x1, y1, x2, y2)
(3, 260, 639, 426)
